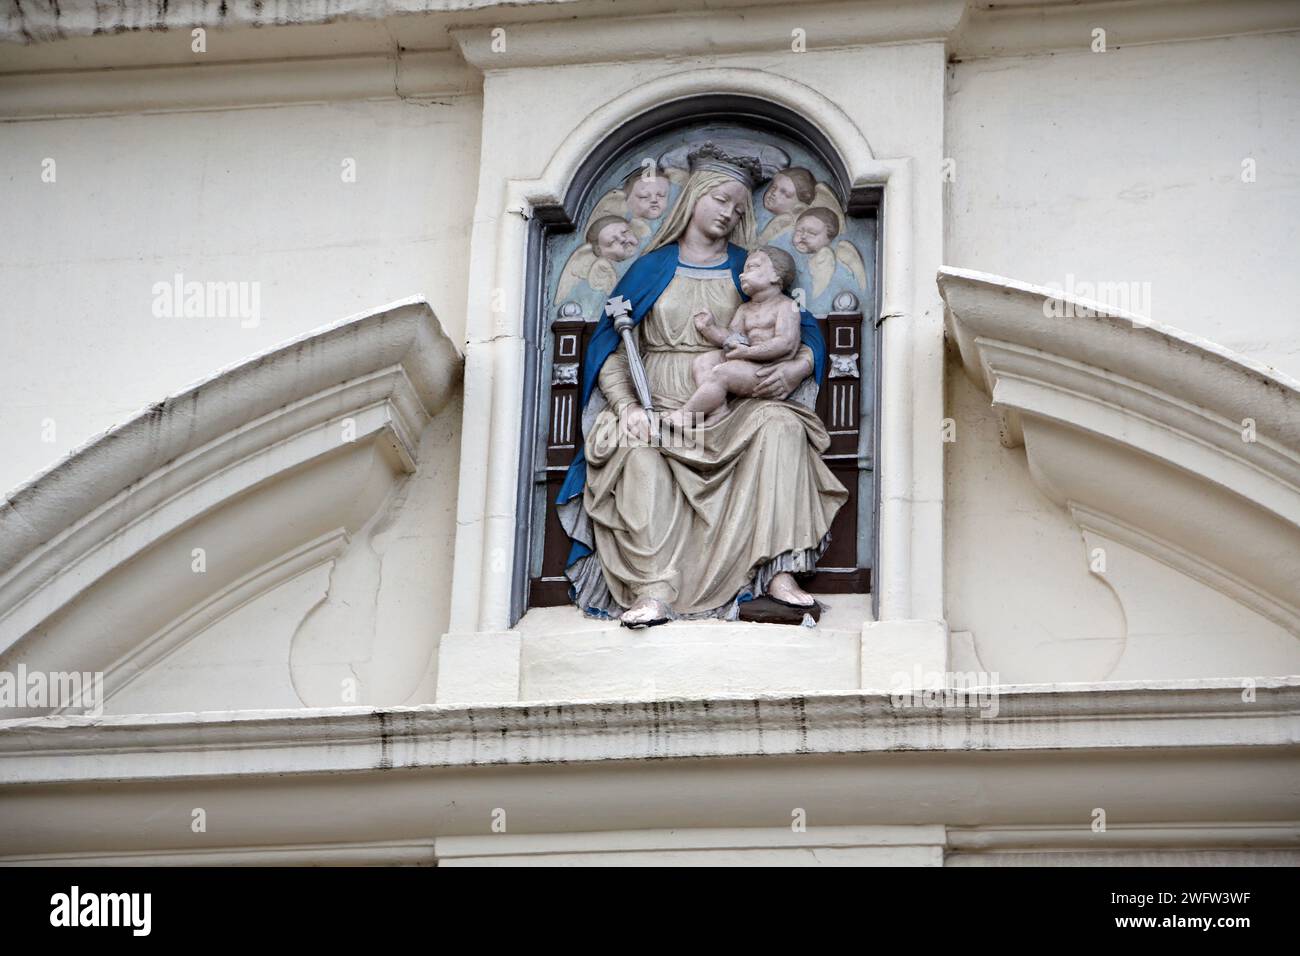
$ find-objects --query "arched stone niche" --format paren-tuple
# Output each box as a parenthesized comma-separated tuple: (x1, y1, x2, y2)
(511, 95, 884, 622)
(449, 66, 941, 684)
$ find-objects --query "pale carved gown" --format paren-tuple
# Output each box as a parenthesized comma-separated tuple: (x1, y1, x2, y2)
(578, 257, 849, 617)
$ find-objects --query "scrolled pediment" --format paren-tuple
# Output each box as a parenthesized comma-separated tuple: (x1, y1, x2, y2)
(940, 267, 1300, 639)
(0, 298, 463, 714)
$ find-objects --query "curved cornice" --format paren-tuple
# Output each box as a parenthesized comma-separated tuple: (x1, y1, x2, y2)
(939, 268, 1300, 456)
(939, 267, 1300, 635)
(0, 298, 463, 670)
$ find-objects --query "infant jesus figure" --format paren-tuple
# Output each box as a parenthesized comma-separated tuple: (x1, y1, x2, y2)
(661, 246, 803, 432)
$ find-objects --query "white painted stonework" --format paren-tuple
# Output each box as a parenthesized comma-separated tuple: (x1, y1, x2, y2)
(1, 0, 1298, 866)
(0, 299, 464, 715)
(940, 269, 1300, 682)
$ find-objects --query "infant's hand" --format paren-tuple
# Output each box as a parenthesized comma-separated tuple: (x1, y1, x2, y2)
(692, 310, 715, 332)
(722, 332, 754, 356)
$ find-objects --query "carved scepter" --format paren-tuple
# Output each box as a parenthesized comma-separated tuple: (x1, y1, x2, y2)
(605, 295, 654, 415)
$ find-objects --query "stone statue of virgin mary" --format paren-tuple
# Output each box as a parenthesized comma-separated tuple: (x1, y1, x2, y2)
(555, 143, 849, 627)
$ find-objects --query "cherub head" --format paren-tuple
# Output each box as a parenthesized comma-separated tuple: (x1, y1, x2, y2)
(740, 246, 797, 297)
(623, 168, 671, 221)
(763, 167, 816, 215)
(792, 206, 840, 255)
(586, 216, 639, 261)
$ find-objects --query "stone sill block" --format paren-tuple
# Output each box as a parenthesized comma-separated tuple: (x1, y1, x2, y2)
(506, 595, 883, 702)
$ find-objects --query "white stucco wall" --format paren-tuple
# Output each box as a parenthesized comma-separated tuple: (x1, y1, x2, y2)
(944, 352, 1300, 684)
(0, 91, 478, 713)
(2, 0, 1299, 867)
(943, 355, 1127, 683)
(0, 95, 481, 496)
(3, 8, 1297, 712)
(946, 31, 1300, 377)
(103, 396, 465, 714)
(942, 31, 1300, 682)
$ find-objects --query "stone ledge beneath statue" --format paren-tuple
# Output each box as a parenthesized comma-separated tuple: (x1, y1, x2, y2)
(434, 598, 955, 705)
(518, 596, 870, 703)
(520, 621, 862, 702)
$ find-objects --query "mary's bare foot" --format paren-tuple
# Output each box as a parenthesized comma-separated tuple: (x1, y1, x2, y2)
(620, 595, 673, 628)
(768, 571, 814, 607)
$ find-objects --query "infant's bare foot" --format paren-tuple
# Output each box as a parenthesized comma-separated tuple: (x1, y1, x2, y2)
(662, 408, 710, 432)
(661, 408, 689, 430)
(704, 403, 732, 425)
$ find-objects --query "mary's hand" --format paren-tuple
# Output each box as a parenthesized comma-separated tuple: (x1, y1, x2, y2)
(752, 356, 812, 400)
(621, 405, 652, 442)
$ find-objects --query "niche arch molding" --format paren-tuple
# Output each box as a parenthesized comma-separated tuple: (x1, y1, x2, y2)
(452, 65, 926, 637)
(491, 69, 901, 625)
